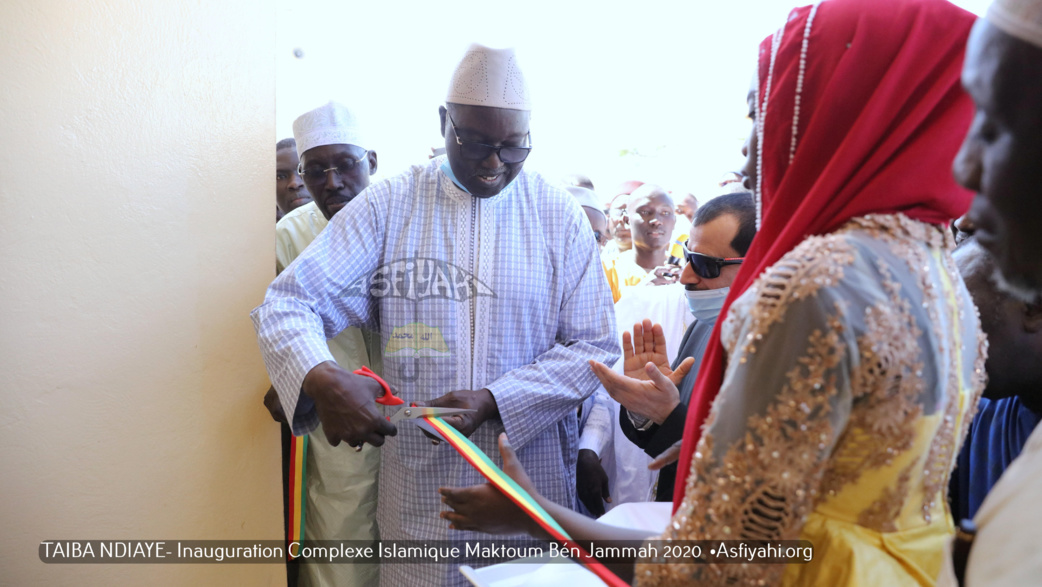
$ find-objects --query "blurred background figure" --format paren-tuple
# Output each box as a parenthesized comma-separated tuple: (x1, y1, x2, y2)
(673, 191, 699, 224)
(275, 138, 311, 222)
(604, 184, 676, 302)
(718, 170, 745, 188)
(562, 173, 595, 190)
(602, 179, 644, 262)
(566, 186, 609, 250)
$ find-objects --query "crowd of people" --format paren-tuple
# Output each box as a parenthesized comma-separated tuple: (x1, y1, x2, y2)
(252, 0, 1042, 585)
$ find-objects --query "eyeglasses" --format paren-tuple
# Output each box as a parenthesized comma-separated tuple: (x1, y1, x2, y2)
(298, 151, 369, 183)
(447, 115, 532, 164)
(682, 246, 744, 279)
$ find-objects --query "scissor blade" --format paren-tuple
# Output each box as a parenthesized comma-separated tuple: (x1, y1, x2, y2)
(415, 418, 446, 441)
(389, 406, 476, 423)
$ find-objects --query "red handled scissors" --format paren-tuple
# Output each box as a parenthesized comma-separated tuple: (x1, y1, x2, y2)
(355, 366, 403, 406)
(351, 366, 475, 449)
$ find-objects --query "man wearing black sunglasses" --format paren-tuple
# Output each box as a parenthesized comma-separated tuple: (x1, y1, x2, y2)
(590, 192, 756, 502)
(437, 105, 531, 197)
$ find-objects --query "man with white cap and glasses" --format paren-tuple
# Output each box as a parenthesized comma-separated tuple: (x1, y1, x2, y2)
(263, 101, 382, 587)
(252, 45, 617, 586)
(939, 0, 1042, 584)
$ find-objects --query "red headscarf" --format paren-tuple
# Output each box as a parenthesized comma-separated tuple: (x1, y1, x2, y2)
(673, 0, 977, 510)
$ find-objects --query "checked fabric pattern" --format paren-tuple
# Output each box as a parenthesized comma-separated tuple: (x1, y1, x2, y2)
(251, 157, 619, 586)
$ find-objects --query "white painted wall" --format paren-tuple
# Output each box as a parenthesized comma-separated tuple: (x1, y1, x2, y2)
(0, 1, 282, 584)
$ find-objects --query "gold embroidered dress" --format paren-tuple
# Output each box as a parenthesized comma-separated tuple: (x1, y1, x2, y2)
(638, 215, 987, 586)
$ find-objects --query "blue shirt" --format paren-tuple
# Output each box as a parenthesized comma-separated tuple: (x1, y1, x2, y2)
(950, 395, 1042, 521)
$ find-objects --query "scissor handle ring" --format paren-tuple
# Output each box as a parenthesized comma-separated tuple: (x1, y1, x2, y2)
(354, 366, 404, 406)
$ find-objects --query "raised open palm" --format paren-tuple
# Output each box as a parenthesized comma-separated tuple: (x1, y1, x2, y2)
(589, 319, 695, 425)
(622, 319, 678, 382)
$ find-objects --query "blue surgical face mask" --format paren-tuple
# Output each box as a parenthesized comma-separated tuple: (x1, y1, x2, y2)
(440, 158, 519, 196)
(685, 286, 730, 322)
(440, 160, 471, 194)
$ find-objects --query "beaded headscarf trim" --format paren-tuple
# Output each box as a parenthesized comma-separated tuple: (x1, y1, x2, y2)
(755, 2, 823, 229)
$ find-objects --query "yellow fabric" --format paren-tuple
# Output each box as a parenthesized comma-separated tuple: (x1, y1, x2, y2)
(304, 425, 380, 587)
(603, 250, 649, 303)
(637, 215, 985, 587)
(275, 201, 381, 587)
(783, 246, 972, 587)
(782, 415, 956, 587)
(669, 234, 688, 260)
(670, 224, 689, 259)
(275, 201, 327, 274)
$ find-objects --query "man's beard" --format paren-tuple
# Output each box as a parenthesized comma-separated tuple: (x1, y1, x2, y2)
(990, 266, 1042, 304)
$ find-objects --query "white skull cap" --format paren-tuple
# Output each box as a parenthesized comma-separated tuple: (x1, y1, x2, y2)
(446, 43, 531, 111)
(292, 101, 367, 158)
(987, 0, 1042, 49)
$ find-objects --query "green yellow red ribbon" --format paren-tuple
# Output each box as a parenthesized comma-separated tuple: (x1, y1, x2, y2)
(287, 434, 307, 558)
(425, 417, 628, 587)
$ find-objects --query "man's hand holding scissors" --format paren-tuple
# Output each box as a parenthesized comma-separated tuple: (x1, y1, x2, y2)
(303, 361, 480, 449)
(302, 361, 397, 449)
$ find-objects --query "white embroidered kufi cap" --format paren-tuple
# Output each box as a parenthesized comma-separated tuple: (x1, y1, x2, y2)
(987, 0, 1042, 49)
(446, 43, 531, 111)
(292, 101, 367, 158)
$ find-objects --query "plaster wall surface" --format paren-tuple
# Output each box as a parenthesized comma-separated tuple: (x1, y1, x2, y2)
(0, 1, 282, 584)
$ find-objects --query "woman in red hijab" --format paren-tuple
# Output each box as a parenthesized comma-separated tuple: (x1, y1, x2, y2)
(440, 1, 986, 584)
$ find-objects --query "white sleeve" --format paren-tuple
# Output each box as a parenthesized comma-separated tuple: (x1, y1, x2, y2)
(577, 388, 613, 456)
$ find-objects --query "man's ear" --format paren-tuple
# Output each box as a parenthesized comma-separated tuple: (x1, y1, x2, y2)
(1024, 301, 1042, 334)
(367, 151, 378, 176)
(439, 105, 448, 138)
